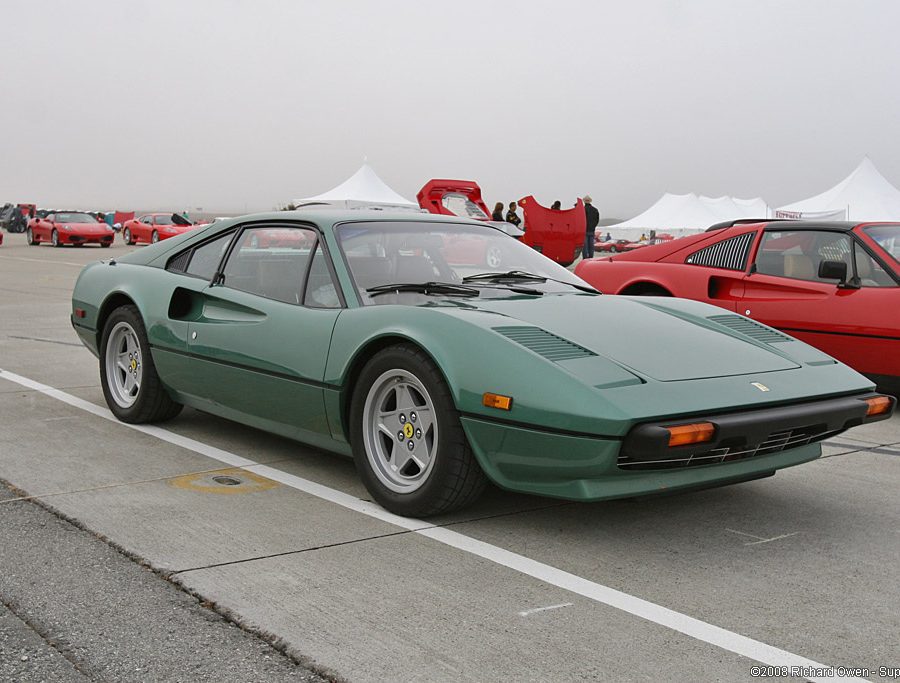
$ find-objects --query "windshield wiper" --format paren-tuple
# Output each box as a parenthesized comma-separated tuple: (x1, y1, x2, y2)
(366, 282, 480, 298)
(462, 270, 599, 294)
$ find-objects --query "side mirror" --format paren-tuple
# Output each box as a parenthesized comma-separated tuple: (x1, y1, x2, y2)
(818, 260, 858, 289)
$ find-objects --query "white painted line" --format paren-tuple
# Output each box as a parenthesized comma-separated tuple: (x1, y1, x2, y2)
(518, 602, 573, 617)
(0, 368, 868, 683)
(726, 529, 801, 546)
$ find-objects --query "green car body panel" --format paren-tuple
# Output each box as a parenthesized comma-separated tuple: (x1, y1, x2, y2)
(72, 210, 879, 502)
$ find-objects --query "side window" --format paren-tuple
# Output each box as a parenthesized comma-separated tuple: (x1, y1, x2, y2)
(141, 216, 152, 224)
(183, 232, 234, 280)
(221, 226, 317, 305)
(854, 243, 896, 287)
(685, 232, 754, 270)
(304, 243, 341, 308)
(755, 230, 853, 282)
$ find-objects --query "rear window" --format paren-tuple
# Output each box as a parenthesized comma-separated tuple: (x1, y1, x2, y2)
(685, 232, 754, 271)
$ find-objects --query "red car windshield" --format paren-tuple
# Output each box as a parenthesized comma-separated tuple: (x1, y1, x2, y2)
(54, 213, 97, 223)
(863, 224, 900, 266)
(441, 193, 490, 220)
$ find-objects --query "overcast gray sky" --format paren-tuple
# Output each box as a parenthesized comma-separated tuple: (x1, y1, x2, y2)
(2, 0, 899, 218)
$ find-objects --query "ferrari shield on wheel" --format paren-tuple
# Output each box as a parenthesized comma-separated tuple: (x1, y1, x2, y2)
(351, 344, 486, 517)
(99, 305, 182, 423)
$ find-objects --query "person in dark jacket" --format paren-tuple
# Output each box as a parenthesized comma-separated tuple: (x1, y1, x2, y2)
(505, 201, 521, 228)
(492, 202, 504, 222)
(583, 195, 600, 259)
(551, 200, 561, 210)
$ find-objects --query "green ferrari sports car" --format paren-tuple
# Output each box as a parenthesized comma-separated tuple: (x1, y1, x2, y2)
(70, 210, 895, 516)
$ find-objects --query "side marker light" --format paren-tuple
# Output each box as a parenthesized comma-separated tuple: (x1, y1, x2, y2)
(483, 393, 513, 411)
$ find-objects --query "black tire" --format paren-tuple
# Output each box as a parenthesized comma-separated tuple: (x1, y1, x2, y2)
(151, 230, 159, 244)
(99, 305, 183, 423)
(610, 246, 617, 253)
(51, 229, 62, 247)
(100, 242, 111, 248)
(123, 227, 135, 245)
(25, 227, 37, 245)
(350, 344, 486, 517)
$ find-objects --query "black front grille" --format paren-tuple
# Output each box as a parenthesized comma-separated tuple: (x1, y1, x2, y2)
(618, 426, 839, 471)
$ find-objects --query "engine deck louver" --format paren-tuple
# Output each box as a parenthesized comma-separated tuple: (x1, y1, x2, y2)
(493, 326, 596, 361)
(707, 314, 792, 344)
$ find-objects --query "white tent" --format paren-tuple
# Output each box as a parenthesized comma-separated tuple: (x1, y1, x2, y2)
(775, 157, 900, 222)
(296, 163, 418, 209)
(604, 192, 769, 240)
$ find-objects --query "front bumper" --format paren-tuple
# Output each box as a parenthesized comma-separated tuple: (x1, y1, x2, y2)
(63, 233, 114, 245)
(460, 392, 894, 501)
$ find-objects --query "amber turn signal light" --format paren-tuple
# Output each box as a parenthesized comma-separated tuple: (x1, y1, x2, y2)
(483, 392, 513, 411)
(864, 396, 892, 417)
(665, 422, 715, 447)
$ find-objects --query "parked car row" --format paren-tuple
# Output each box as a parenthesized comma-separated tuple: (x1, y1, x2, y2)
(18, 212, 207, 248)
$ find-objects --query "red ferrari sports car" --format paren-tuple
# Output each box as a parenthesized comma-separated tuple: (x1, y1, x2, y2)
(121, 213, 204, 245)
(26, 211, 114, 247)
(575, 220, 900, 395)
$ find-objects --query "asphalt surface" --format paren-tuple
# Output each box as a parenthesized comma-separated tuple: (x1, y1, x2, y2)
(0, 232, 898, 682)
(0, 483, 325, 682)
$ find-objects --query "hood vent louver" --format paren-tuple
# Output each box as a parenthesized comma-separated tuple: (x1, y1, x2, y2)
(493, 325, 596, 361)
(707, 314, 792, 344)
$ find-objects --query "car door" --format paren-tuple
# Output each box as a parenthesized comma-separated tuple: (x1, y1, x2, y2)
(36, 213, 53, 240)
(738, 228, 897, 374)
(183, 222, 343, 445)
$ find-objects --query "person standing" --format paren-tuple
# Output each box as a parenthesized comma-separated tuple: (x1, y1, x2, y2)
(550, 200, 562, 210)
(492, 202, 504, 222)
(583, 195, 599, 259)
(505, 201, 521, 228)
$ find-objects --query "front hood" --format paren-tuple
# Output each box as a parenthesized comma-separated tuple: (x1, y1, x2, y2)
(462, 294, 800, 382)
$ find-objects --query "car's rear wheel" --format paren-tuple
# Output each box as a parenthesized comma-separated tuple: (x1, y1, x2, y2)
(610, 246, 618, 253)
(123, 228, 135, 245)
(151, 230, 159, 244)
(100, 305, 183, 423)
(51, 229, 61, 247)
(350, 344, 486, 517)
(25, 227, 37, 245)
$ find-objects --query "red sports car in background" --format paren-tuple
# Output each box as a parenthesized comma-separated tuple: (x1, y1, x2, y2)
(575, 220, 900, 395)
(121, 213, 204, 245)
(26, 211, 114, 247)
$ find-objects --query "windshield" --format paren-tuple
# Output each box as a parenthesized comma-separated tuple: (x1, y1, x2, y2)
(863, 224, 900, 266)
(441, 193, 489, 219)
(54, 213, 98, 223)
(336, 221, 591, 305)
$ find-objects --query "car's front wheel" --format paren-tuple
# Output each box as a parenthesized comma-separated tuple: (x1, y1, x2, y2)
(51, 230, 61, 247)
(25, 227, 36, 245)
(350, 344, 486, 517)
(151, 230, 159, 244)
(99, 305, 183, 423)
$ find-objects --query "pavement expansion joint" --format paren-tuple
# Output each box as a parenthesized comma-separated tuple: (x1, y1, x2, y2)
(169, 500, 573, 576)
(7, 335, 84, 348)
(820, 440, 900, 459)
(0, 595, 93, 680)
(0, 460, 297, 505)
